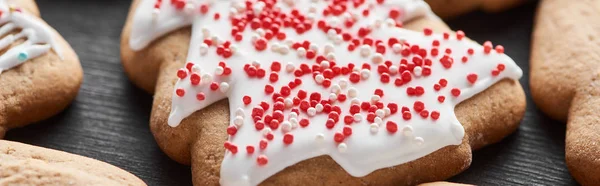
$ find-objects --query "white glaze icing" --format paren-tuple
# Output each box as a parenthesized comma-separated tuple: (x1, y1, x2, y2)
(0, 0, 62, 74)
(130, 0, 523, 185)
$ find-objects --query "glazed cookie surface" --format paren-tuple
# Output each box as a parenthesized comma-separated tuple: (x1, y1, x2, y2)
(0, 140, 146, 186)
(531, 0, 600, 184)
(425, 0, 525, 19)
(0, 0, 83, 138)
(121, 0, 526, 185)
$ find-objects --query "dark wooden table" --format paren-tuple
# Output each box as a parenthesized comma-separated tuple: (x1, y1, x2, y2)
(5, 1, 579, 185)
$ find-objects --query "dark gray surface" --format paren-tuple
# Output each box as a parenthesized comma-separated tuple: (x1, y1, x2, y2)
(4, 1, 579, 185)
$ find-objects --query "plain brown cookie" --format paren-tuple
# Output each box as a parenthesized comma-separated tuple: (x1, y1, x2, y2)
(425, 0, 525, 19)
(0, 0, 83, 139)
(531, 0, 600, 184)
(0, 140, 146, 185)
(121, 0, 526, 185)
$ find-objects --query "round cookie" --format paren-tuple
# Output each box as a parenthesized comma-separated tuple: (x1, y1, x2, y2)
(121, 0, 526, 185)
(0, 140, 146, 185)
(0, 0, 83, 138)
(530, 0, 600, 184)
(425, 0, 525, 19)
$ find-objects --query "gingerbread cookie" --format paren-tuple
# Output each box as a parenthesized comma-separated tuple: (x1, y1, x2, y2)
(0, 0, 83, 138)
(425, 0, 525, 19)
(531, 0, 600, 184)
(121, 0, 526, 185)
(0, 140, 146, 185)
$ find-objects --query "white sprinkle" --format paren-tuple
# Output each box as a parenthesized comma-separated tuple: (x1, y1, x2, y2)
(315, 133, 325, 142)
(191, 65, 201, 73)
(289, 117, 298, 125)
(284, 39, 294, 46)
(285, 62, 295, 72)
(315, 104, 324, 112)
(338, 79, 349, 89)
(252, 60, 261, 67)
(389, 65, 399, 75)
(199, 44, 209, 55)
(338, 143, 348, 153)
(375, 109, 385, 118)
(329, 93, 337, 102)
(327, 53, 336, 61)
(229, 44, 238, 53)
(307, 107, 317, 116)
(256, 28, 265, 37)
(202, 74, 213, 83)
(374, 117, 382, 124)
(321, 61, 330, 68)
(184, 3, 196, 14)
(291, 120, 299, 129)
(235, 108, 245, 117)
(414, 137, 424, 145)
(384, 108, 391, 116)
(352, 66, 361, 72)
(402, 125, 414, 137)
(297, 47, 307, 57)
(330, 84, 341, 94)
(348, 87, 358, 98)
(271, 43, 280, 52)
(353, 114, 363, 122)
(324, 44, 334, 54)
(219, 82, 230, 93)
(385, 18, 396, 26)
(284, 98, 293, 108)
(374, 19, 383, 28)
(327, 29, 337, 38)
(262, 128, 272, 136)
(360, 45, 371, 57)
(372, 53, 383, 64)
(371, 95, 381, 103)
(310, 43, 319, 52)
(289, 112, 298, 119)
(392, 43, 403, 53)
(214, 66, 224, 75)
(281, 121, 292, 133)
(350, 98, 360, 105)
(334, 35, 343, 45)
(370, 123, 379, 134)
(413, 66, 422, 77)
(234, 116, 244, 127)
(201, 27, 210, 37)
(315, 74, 325, 84)
(360, 69, 370, 79)
(251, 34, 259, 42)
(279, 45, 290, 54)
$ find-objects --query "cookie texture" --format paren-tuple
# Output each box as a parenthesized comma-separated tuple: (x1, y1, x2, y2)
(418, 182, 473, 186)
(531, 0, 600, 184)
(0, 140, 146, 185)
(425, 0, 524, 18)
(0, 0, 83, 138)
(121, 0, 526, 185)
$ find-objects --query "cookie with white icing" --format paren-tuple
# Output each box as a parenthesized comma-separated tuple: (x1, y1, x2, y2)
(0, 140, 146, 185)
(0, 0, 82, 138)
(121, 0, 525, 185)
(531, 0, 600, 184)
(425, 0, 525, 18)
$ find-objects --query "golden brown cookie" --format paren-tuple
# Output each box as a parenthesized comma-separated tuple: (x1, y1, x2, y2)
(531, 0, 600, 184)
(0, 140, 146, 185)
(121, 0, 525, 185)
(0, 0, 83, 139)
(426, 0, 524, 19)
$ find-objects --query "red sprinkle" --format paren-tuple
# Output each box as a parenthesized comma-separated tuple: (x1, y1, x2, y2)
(386, 121, 398, 133)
